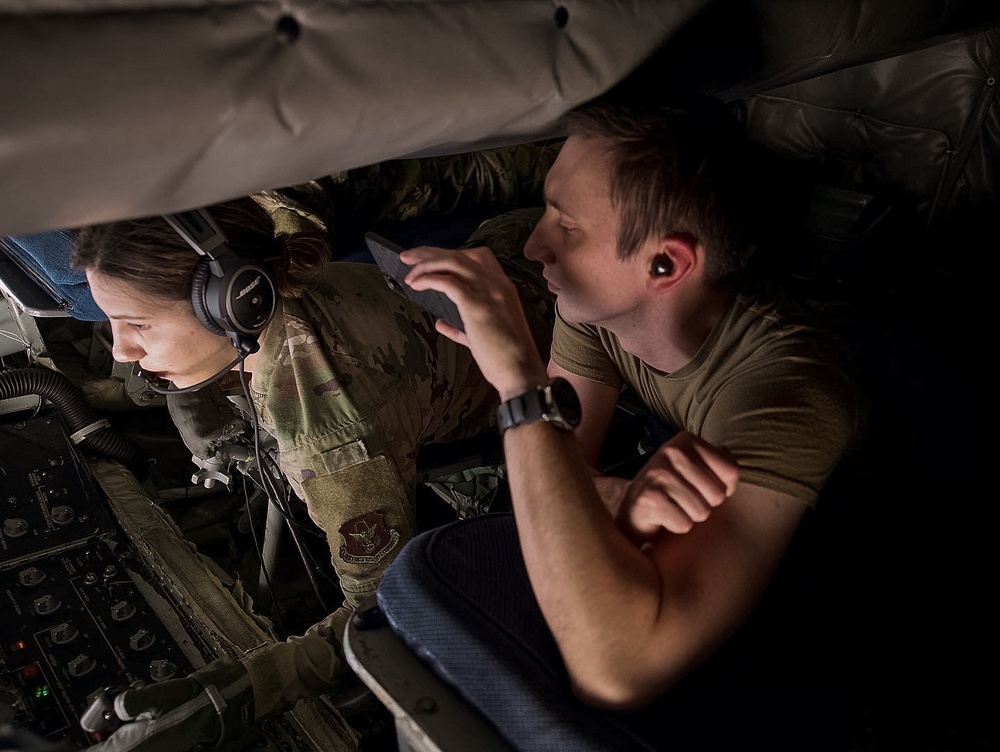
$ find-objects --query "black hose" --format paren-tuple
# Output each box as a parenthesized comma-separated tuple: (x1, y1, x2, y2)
(0, 366, 147, 477)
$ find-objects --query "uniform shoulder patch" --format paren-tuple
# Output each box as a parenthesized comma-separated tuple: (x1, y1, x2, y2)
(338, 511, 399, 563)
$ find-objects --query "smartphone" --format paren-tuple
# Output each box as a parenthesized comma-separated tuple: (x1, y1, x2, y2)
(364, 232, 465, 332)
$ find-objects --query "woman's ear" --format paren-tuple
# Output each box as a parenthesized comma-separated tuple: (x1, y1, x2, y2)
(647, 233, 697, 291)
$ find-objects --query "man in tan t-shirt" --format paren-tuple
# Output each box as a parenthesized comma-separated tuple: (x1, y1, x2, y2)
(403, 95, 860, 710)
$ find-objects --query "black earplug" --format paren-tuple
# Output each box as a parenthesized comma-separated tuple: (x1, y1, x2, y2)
(651, 255, 673, 277)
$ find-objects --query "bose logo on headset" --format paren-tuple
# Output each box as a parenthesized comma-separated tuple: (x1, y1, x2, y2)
(162, 208, 277, 357)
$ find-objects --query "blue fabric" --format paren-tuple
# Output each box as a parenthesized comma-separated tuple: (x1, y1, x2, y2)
(1, 230, 106, 320)
(376, 513, 853, 751)
(376, 514, 658, 752)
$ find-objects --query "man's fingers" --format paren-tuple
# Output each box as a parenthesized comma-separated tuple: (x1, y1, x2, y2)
(633, 468, 712, 524)
(403, 258, 490, 314)
(651, 445, 728, 510)
(629, 489, 696, 535)
(401, 245, 484, 280)
(669, 432, 740, 496)
(434, 318, 466, 344)
(692, 444, 739, 497)
(654, 435, 739, 502)
(619, 433, 742, 539)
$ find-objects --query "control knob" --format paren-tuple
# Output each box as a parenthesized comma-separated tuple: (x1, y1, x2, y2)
(33, 594, 61, 616)
(18, 566, 46, 587)
(3, 518, 29, 538)
(50, 622, 79, 645)
(68, 654, 97, 677)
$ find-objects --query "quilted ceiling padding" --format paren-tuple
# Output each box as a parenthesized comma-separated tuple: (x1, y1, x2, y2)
(1, 0, 998, 236)
(0, 0, 704, 235)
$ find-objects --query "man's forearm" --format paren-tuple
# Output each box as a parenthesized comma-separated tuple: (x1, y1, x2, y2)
(502, 422, 663, 706)
(591, 473, 630, 518)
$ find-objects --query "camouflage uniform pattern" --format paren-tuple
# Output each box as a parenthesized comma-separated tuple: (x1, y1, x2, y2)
(257, 205, 553, 593)
(462, 205, 551, 355)
(238, 236, 553, 715)
(268, 141, 563, 254)
(251, 262, 490, 606)
(169, 147, 558, 717)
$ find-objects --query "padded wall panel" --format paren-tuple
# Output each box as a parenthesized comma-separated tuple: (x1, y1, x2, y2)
(617, 0, 1000, 102)
(945, 29, 1000, 223)
(745, 28, 999, 223)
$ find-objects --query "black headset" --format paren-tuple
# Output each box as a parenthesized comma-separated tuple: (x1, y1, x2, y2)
(162, 208, 276, 356)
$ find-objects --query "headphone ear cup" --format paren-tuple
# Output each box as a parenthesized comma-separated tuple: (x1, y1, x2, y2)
(190, 257, 227, 336)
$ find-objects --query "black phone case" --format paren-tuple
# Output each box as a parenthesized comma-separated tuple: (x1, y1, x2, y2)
(365, 232, 465, 332)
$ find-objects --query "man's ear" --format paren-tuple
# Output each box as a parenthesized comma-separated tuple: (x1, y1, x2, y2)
(646, 233, 697, 291)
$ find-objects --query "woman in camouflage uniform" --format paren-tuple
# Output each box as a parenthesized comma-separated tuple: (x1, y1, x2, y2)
(72, 158, 555, 749)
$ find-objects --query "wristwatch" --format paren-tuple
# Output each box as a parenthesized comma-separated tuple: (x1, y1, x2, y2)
(495, 377, 582, 434)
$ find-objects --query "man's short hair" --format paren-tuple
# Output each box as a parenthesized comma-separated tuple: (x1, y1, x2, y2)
(559, 97, 761, 287)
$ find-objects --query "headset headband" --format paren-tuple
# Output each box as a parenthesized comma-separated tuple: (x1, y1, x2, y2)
(163, 209, 232, 273)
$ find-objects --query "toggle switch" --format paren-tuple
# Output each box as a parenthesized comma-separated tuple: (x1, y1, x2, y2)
(3, 518, 29, 538)
(110, 601, 136, 622)
(149, 659, 177, 682)
(67, 654, 97, 677)
(129, 629, 155, 652)
(50, 506, 75, 526)
(33, 594, 61, 616)
(50, 622, 79, 645)
(18, 566, 46, 587)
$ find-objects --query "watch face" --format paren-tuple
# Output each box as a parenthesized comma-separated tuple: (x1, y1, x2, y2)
(550, 378, 582, 427)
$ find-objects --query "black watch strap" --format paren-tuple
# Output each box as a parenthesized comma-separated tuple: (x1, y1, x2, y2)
(495, 378, 581, 434)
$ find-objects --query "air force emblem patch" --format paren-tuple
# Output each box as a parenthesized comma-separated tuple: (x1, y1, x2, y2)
(338, 511, 400, 564)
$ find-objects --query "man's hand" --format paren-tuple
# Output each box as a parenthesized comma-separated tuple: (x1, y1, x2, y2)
(400, 245, 549, 400)
(83, 657, 254, 752)
(616, 432, 739, 542)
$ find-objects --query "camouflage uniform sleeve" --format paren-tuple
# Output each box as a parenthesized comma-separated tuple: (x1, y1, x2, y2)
(266, 141, 563, 248)
(242, 605, 356, 719)
(257, 349, 418, 610)
(296, 450, 416, 609)
(251, 189, 330, 237)
(349, 140, 562, 224)
(239, 359, 420, 712)
(239, 219, 554, 716)
(250, 264, 499, 609)
(462, 206, 556, 363)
